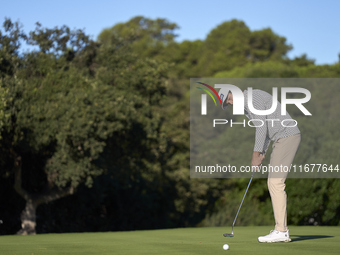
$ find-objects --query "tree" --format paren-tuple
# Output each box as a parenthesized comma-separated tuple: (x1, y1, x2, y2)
(98, 16, 178, 60)
(162, 40, 204, 78)
(0, 20, 168, 234)
(198, 19, 252, 76)
(98, 16, 207, 78)
(248, 28, 292, 62)
(195, 20, 293, 76)
(291, 54, 315, 67)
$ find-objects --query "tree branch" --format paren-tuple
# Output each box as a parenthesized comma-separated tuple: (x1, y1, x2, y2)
(11, 148, 74, 206)
(11, 149, 31, 201)
(35, 186, 75, 206)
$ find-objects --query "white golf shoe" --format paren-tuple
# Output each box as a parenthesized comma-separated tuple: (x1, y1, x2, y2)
(258, 229, 291, 243)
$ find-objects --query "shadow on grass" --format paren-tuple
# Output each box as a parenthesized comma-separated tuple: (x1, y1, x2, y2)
(290, 235, 334, 242)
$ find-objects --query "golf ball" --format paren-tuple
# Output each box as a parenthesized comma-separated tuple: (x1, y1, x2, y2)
(223, 244, 229, 250)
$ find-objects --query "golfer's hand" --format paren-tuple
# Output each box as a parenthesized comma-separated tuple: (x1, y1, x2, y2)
(260, 153, 265, 161)
(251, 152, 265, 171)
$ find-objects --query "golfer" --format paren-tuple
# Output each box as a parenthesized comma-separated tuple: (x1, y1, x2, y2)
(218, 87, 300, 243)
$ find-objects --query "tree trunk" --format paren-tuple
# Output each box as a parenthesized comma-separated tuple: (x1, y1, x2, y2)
(11, 149, 74, 235)
(17, 199, 37, 235)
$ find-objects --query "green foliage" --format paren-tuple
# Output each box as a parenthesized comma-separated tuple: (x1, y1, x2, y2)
(200, 178, 273, 227)
(291, 54, 315, 67)
(13, 27, 166, 190)
(99, 18, 294, 78)
(27, 22, 90, 55)
(0, 19, 172, 234)
(0, 19, 24, 140)
(214, 61, 299, 78)
(0, 84, 8, 139)
(294, 63, 340, 77)
(98, 16, 178, 59)
(197, 20, 252, 76)
(195, 20, 292, 76)
(0, 19, 26, 76)
(111, 16, 340, 229)
(214, 60, 340, 78)
(162, 40, 204, 78)
(1, 15, 340, 235)
(249, 28, 292, 62)
(287, 179, 340, 225)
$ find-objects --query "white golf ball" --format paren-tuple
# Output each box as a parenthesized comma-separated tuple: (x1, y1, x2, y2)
(223, 244, 229, 250)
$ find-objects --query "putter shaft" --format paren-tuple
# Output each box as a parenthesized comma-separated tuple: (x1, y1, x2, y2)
(232, 171, 255, 227)
(223, 171, 255, 237)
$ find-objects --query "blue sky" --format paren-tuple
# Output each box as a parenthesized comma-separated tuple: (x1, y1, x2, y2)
(1, 0, 339, 65)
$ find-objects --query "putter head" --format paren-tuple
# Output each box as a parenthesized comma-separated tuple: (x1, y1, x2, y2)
(223, 233, 234, 237)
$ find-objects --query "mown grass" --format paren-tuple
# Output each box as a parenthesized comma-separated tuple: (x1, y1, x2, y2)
(0, 226, 339, 255)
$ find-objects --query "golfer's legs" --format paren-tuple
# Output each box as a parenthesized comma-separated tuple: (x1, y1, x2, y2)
(268, 134, 301, 232)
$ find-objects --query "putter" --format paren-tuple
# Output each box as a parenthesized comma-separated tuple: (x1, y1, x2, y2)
(223, 170, 256, 237)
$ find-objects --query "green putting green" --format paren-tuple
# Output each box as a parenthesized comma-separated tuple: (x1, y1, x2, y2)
(1, 226, 339, 255)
